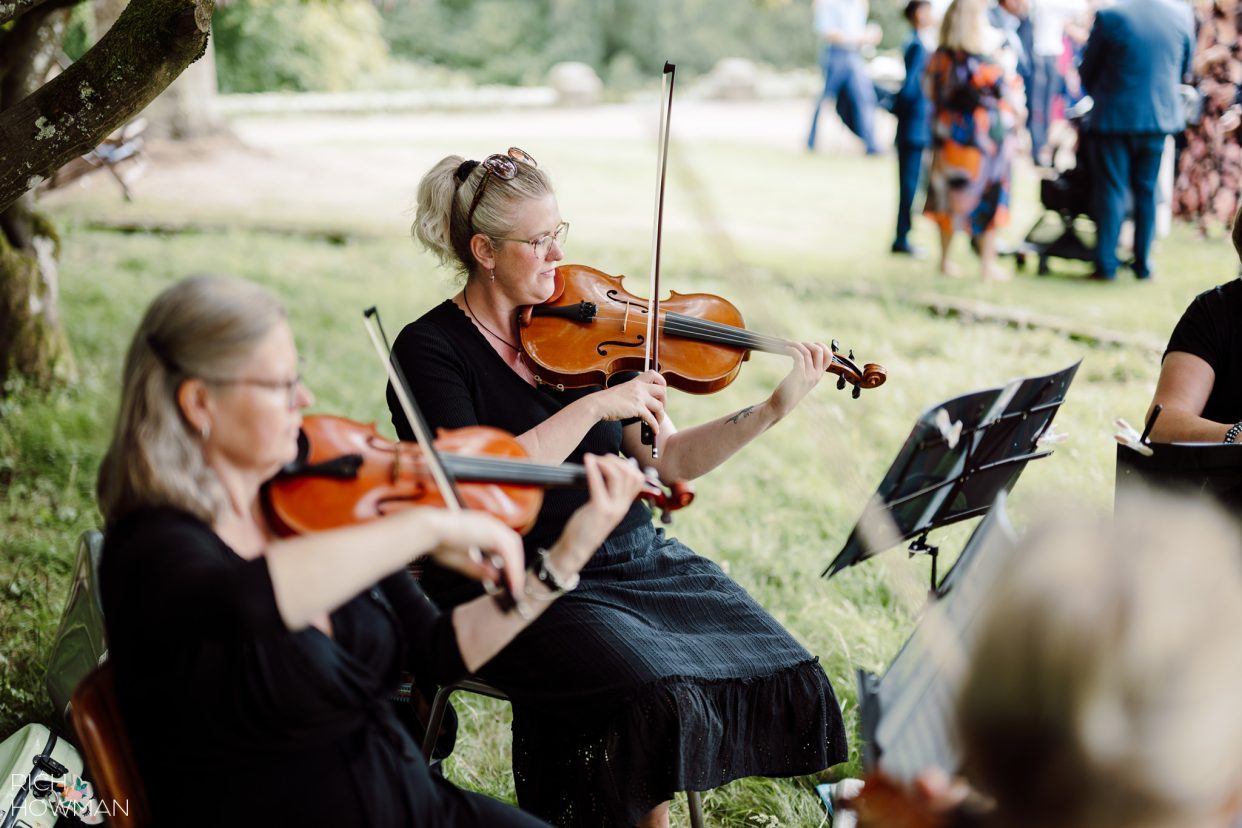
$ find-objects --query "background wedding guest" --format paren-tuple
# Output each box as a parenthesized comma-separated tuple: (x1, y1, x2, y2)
(892, 0, 937, 257)
(808, 0, 885, 154)
(924, 0, 1023, 280)
(1173, 0, 1242, 236)
(1079, 0, 1194, 280)
(1028, 0, 1087, 165)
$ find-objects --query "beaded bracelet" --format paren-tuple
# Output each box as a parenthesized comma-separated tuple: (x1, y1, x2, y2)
(1225, 422, 1242, 444)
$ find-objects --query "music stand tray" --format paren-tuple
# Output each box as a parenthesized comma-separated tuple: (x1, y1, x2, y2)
(825, 361, 1079, 586)
(857, 493, 1019, 781)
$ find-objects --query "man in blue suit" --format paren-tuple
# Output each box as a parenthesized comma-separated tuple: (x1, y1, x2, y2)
(1079, 0, 1193, 280)
(891, 0, 934, 256)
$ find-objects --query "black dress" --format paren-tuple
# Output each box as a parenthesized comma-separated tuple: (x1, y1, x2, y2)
(100, 506, 552, 827)
(387, 300, 849, 827)
(1165, 277, 1242, 424)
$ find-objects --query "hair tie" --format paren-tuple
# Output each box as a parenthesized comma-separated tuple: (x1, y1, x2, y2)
(147, 334, 181, 375)
(454, 160, 479, 183)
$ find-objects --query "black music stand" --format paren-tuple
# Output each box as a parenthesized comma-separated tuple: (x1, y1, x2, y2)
(1117, 441, 1242, 511)
(855, 493, 1019, 781)
(824, 361, 1079, 590)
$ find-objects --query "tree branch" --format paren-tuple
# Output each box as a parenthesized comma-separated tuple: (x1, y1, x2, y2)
(1, 0, 54, 28)
(0, 0, 214, 212)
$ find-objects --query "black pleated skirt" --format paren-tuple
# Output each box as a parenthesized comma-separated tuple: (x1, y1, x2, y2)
(466, 521, 849, 827)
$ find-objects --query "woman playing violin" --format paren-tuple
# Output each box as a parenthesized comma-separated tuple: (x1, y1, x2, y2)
(96, 274, 646, 827)
(388, 148, 849, 828)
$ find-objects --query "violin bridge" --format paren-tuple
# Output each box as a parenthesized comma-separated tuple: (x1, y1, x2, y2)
(622, 302, 631, 332)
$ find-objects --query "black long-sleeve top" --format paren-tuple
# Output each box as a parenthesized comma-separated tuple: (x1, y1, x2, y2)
(100, 506, 466, 826)
(386, 300, 650, 560)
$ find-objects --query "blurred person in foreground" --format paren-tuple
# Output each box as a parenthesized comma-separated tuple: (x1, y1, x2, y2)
(851, 493, 1242, 828)
(1078, 0, 1194, 280)
(1144, 204, 1242, 443)
(924, 0, 1024, 280)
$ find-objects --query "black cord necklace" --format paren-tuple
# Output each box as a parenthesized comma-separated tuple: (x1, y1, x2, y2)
(463, 284, 521, 351)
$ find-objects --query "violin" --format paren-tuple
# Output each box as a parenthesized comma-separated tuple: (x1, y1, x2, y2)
(517, 264, 889, 398)
(262, 415, 693, 537)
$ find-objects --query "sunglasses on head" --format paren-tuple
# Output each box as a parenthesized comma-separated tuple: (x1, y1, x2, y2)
(465, 147, 538, 232)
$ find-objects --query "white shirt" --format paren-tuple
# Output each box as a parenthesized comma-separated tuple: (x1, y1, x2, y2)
(1031, 0, 1086, 57)
(815, 0, 869, 40)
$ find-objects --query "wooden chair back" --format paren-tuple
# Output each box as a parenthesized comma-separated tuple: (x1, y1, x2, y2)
(69, 661, 152, 828)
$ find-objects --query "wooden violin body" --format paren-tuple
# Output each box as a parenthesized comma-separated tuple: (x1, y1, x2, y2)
(263, 415, 694, 537)
(518, 264, 887, 397)
(265, 415, 544, 535)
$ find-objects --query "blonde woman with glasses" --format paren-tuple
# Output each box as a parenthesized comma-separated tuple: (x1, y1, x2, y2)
(96, 273, 645, 827)
(386, 148, 850, 828)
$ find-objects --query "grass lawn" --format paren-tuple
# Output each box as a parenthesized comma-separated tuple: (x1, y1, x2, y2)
(3, 117, 1238, 826)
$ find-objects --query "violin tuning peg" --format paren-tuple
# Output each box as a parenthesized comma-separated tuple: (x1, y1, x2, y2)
(837, 375, 847, 391)
(848, 349, 855, 360)
(831, 338, 841, 353)
(852, 384, 862, 400)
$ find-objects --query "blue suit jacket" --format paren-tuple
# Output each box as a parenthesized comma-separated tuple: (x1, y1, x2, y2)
(894, 33, 932, 146)
(1078, 0, 1194, 134)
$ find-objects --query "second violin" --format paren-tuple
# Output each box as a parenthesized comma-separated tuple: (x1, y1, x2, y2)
(518, 264, 888, 398)
(263, 415, 694, 537)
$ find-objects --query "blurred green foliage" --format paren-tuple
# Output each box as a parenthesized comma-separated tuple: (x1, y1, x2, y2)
(212, 0, 391, 93)
(61, 0, 911, 96)
(62, 5, 97, 63)
(378, 0, 824, 88)
(206, 0, 910, 95)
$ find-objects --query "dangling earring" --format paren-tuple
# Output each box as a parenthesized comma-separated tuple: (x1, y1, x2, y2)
(200, 423, 211, 442)
(489, 268, 496, 283)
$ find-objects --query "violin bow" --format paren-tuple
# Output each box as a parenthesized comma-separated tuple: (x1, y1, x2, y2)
(642, 61, 676, 459)
(362, 306, 526, 617)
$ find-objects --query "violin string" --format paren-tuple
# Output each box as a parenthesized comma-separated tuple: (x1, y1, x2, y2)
(442, 454, 586, 486)
(561, 310, 860, 373)
(580, 310, 785, 351)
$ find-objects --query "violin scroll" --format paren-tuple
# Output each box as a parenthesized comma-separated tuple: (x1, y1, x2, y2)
(642, 469, 695, 523)
(828, 341, 888, 399)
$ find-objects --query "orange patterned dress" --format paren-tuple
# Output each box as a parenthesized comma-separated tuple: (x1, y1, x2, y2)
(923, 48, 1021, 236)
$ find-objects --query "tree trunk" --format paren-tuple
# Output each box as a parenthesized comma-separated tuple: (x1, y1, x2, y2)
(0, 193, 73, 390)
(0, 0, 214, 393)
(0, 6, 74, 392)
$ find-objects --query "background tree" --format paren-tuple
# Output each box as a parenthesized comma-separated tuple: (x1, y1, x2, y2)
(0, 0, 214, 393)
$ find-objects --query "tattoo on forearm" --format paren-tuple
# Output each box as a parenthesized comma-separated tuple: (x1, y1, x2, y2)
(727, 406, 755, 425)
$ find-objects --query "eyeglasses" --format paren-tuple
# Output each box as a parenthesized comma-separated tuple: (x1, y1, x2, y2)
(465, 147, 537, 232)
(205, 373, 305, 410)
(494, 221, 569, 258)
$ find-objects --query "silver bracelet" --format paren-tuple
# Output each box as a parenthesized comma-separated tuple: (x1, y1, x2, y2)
(529, 547, 579, 595)
(1226, 421, 1242, 444)
(522, 579, 560, 603)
